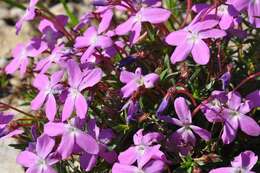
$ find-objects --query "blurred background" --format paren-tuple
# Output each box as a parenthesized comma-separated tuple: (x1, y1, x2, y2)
(0, 1, 90, 172)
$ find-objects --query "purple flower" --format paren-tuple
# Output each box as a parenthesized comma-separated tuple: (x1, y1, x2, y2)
(115, 7, 171, 44)
(209, 150, 258, 173)
(35, 44, 66, 74)
(15, 0, 39, 34)
(112, 159, 165, 173)
(160, 97, 211, 154)
(165, 19, 226, 65)
(156, 93, 171, 116)
(221, 91, 260, 144)
(31, 71, 63, 121)
(227, 0, 260, 28)
(5, 38, 47, 76)
(192, 3, 239, 30)
(61, 60, 103, 121)
(38, 15, 68, 49)
(16, 134, 59, 173)
(246, 89, 260, 109)
(118, 129, 166, 167)
(0, 113, 23, 140)
(80, 119, 117, 171)
(120, 67, 159, 98)
(74, 26, 113, 62)
(219, 71, 231, 90)
(121, 99, 142, 122)
(44, 118, 99, 159)
(201, 90, 227, 123)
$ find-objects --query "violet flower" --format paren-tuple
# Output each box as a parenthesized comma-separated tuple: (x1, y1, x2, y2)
(31, 71, 63, 121)
(16, 134, 59, 173)
(38, 15, 68, 50)
(192, 3, 239, 30)
(221, 91, 260, 144)
(219, 71, 231, 90)
(0, 113, 23, 140)
(209, 150, 258, 173)
(44, 118, 99, 159)
(35, 44, 66, 74)
(160, 97, 211, 152)
(74, 26, 113, 62)
(118, 129, 166, 167)
(121, 99, 142, 122)
(15, 0, 39, 34)
(165, 19, 226, 65)
(5, 38, 47, 77)
(80, 119, 117, 171)
(201, 90, 228, 123)
(61, 60, 103, 121)
(227, 0, 260, 28)
(112, 159, 165, 173)
(120, 67, 159, 98)
(246, 89, 260, 109)
(115, 7, 171, 44)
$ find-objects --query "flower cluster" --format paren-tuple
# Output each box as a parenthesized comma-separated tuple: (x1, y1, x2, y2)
(1, 0, 260, 172)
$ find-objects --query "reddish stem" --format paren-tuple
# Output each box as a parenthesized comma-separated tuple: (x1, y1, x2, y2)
(233, 71, 260, 91)
(0, 102, 35, 118)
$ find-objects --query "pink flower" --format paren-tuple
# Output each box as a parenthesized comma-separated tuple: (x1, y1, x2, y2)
(31, 71, 64, 121)
(210, 150, 258, 173)
(74, 26, 113, 62)
(38, 15, 68, 49)
(115, 7, 171, 44)
(165, 19, 226, 65)
(5, 38, 47, 77)
(61, 60, 103, 121)
(15, 0, 39, 34)
(120, 67, 159, 98)
(44, 118, 99, 159)
(221, 92, 260, 144)
(160, 97, 211, 155)
(16, 134, 59, 173)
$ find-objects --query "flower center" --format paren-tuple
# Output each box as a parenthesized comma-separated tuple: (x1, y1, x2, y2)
(217, 5, 228, 15)
(135, 77, 144, 86)
(69, 88, 79, 98)
(137, 145, 146, 156)
(230, 110, 240, 117)
(234, 168, 246, 173)
(135, 13, 142, 23)
(187, 32, 200, 44)
(67, 125, 79, 136)
(135, 168, 145, 173)
(90, 35, 98, 45)
(37, 158, 48, 170)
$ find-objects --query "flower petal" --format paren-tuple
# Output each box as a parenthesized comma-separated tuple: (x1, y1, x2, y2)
(36, 134, 55, 159)
(239, 114, 260, 136)
(16, 151, 37, 167)
(165, 30, 188, 46)
(174, 97, 192, 123)
(75, 93, 88, 119)
(190, 125, 211, 141)
(170, 41, 192, 64)
(45, 94, 56, 121)
(140, 7, 171, 24)
(191, 39, 210, 65)
(80, 153, 98, 172)
(76, 132, 99, 154)
(44, 122, 65, 136)
(61, 95, 75, 122)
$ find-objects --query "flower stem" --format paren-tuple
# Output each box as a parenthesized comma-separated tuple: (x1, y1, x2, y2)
(0, 102, 35, 118)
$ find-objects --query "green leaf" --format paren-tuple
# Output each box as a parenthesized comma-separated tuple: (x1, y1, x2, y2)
(59, 0, 79, 27)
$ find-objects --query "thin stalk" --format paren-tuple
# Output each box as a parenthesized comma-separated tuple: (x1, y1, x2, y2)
(0, 102, 35, 118)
